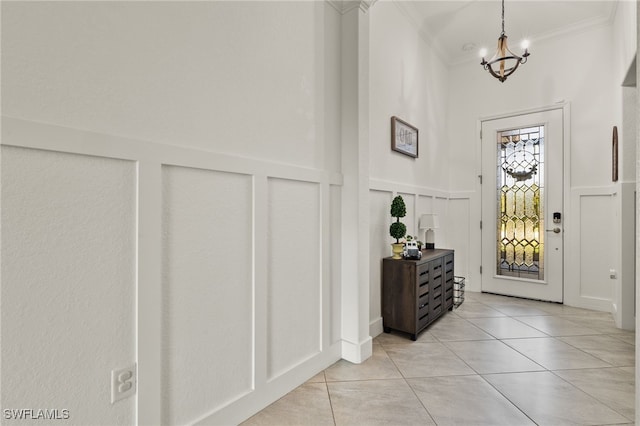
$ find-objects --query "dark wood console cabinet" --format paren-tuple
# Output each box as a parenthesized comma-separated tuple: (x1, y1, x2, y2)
(382, 249, 454, 340)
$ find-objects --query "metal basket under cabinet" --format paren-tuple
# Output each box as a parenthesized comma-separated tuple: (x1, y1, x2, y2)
(453, 276, 465, 308)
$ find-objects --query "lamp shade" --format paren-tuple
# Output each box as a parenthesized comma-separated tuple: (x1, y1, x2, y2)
(419, 214, 439, 230)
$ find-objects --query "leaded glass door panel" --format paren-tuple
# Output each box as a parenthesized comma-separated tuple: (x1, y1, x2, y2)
(481, 109, 563, 302)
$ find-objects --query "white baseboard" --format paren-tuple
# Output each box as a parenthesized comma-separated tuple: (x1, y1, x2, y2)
(369, 316, 383, 338)
(341, 336, 373, 364)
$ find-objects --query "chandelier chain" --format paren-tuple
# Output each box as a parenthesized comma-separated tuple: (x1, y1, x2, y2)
(501, 0, 505, 35)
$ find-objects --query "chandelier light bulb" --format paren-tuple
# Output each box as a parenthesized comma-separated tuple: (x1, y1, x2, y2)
(521, 39, 530, 50)
(479, 48, 488, 58)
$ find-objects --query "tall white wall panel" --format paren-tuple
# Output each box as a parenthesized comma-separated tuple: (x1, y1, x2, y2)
(579, 194, 615, 303)
(448, 198, 471, 285)
(266, 178, 321, 380)
(397, 192, 416, 238)
(330, 185, 342, 345)
(1, 146, 136, 425)
(161, 166, 253, 425)
(369, 190, 393, 332)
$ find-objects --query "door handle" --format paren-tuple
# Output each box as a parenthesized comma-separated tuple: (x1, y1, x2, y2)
(546, 227, 561, 234)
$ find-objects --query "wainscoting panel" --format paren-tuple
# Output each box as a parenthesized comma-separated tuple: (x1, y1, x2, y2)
(1, 146, 136, 425)
(578, 193, 615, 302)
(368, 181, 464, 337)
(161, 166, 254, 425)
(330, 184, 343, 345)
(567, 187, 616, 311)
(3, 117, 343, 426)
(266, 178, 322, 380)
(416, 195, 434, 239)
(448, 198, 471, 287)
(369, 189, 393, 335)
(433, 197, 449, 249)
(398, 192, 416, 237)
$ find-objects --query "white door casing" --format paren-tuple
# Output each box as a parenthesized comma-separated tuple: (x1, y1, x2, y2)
(481, 108, 565, 302)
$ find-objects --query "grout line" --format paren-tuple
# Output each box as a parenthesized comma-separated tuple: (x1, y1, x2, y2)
(323, 379, 337, 426)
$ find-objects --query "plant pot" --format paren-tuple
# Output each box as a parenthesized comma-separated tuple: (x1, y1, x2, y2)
(391, 243, 404, 259)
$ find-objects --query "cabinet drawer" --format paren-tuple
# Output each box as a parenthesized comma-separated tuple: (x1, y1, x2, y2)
(445, 254, 454, 272)
(432, 263, 443, 280)
(417, 263, 430, 285)
(432, 283, 442, 298)
(418, 309, 430, 330)
(445, 270, 454, 282)
(418, 287, 429, 309)
(444, 285, 453, 307)
(430, 302, 442, 318)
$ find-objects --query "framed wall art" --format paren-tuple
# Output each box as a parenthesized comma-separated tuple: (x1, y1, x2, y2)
(391, 116, 418, 158)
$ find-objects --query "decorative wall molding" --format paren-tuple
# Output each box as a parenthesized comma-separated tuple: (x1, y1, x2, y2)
(370, 178, 449, 199)
(565, 185, 617, 312)
(326, 0, 377, 15)
(2, 116, 344, 425)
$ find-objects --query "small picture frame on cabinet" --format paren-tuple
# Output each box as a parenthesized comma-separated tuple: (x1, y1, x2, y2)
(391, 116, 418, 158)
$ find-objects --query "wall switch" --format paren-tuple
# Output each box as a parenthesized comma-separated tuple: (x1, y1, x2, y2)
(111, 363, 136, 404)
(609, 269, 617, 279)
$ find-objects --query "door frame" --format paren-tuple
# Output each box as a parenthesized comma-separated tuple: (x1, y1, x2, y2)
(476, 102, 571, 302)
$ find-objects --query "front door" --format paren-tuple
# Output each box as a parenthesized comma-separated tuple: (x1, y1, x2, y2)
(481, 109, 564, 302)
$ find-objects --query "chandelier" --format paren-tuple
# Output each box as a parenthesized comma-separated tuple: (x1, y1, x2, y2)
(480, 0, 530, 82)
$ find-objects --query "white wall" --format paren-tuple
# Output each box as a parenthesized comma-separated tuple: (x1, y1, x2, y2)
(612, 0, 637, 330)
(368, 1, 454, 336)
(2, 1, 344, 424)
(447, 20, 620, 310)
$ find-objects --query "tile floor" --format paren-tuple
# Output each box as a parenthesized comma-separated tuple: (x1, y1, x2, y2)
(242, 292, 635, 426)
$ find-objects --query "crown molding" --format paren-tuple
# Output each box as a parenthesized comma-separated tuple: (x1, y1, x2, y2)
(392, 1, 617, 67)
(326, 0, 377, 15)
(450, 12, 614, 67)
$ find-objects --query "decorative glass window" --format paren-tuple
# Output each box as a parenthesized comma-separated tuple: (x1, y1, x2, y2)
(496, 126, 544, 280)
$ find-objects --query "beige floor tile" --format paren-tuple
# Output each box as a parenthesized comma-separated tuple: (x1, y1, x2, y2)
(305, 371, 326, 383)
(487, 303, 552, 317)
(384, 342, 476, 378)
(612, 332, 636, 346)
(504, 337, 612, 370)
(484, 371, 630, 425)
(444, 340, 545, 374)
(428, 317, 495, 342)
(515, 315, 601, 336)
(408, 375, 535, 425)
(328, 379, 434, 425)
(468, 316, 548, 339)
(374, 329, 436, 346)
(241, 383, 334, 426)
(558, 335, 635, 367)
(452, 301, 507, 318)
(324, 344, 401, 382)
(246, 293, 636, 425)
(553, 367, 635, 421)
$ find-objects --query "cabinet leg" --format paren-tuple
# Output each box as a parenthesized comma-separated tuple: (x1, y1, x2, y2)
(383, 327, 391, 333)
(411, 334, 417, 341)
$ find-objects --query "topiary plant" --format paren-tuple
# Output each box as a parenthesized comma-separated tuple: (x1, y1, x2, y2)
(389, 195, 407, 243)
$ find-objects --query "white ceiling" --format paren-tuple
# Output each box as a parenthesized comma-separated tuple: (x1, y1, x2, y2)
(392, 0, 617, 64)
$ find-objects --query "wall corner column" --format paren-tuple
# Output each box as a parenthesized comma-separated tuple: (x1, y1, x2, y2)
(339, 1, 373, 363)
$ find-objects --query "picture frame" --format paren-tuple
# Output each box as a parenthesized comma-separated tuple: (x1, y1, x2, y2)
(391, 116, 418, 158)
(612, 125, 618, 182)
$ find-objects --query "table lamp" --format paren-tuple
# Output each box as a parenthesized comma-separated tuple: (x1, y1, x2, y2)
(419, 214, 439, 250)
